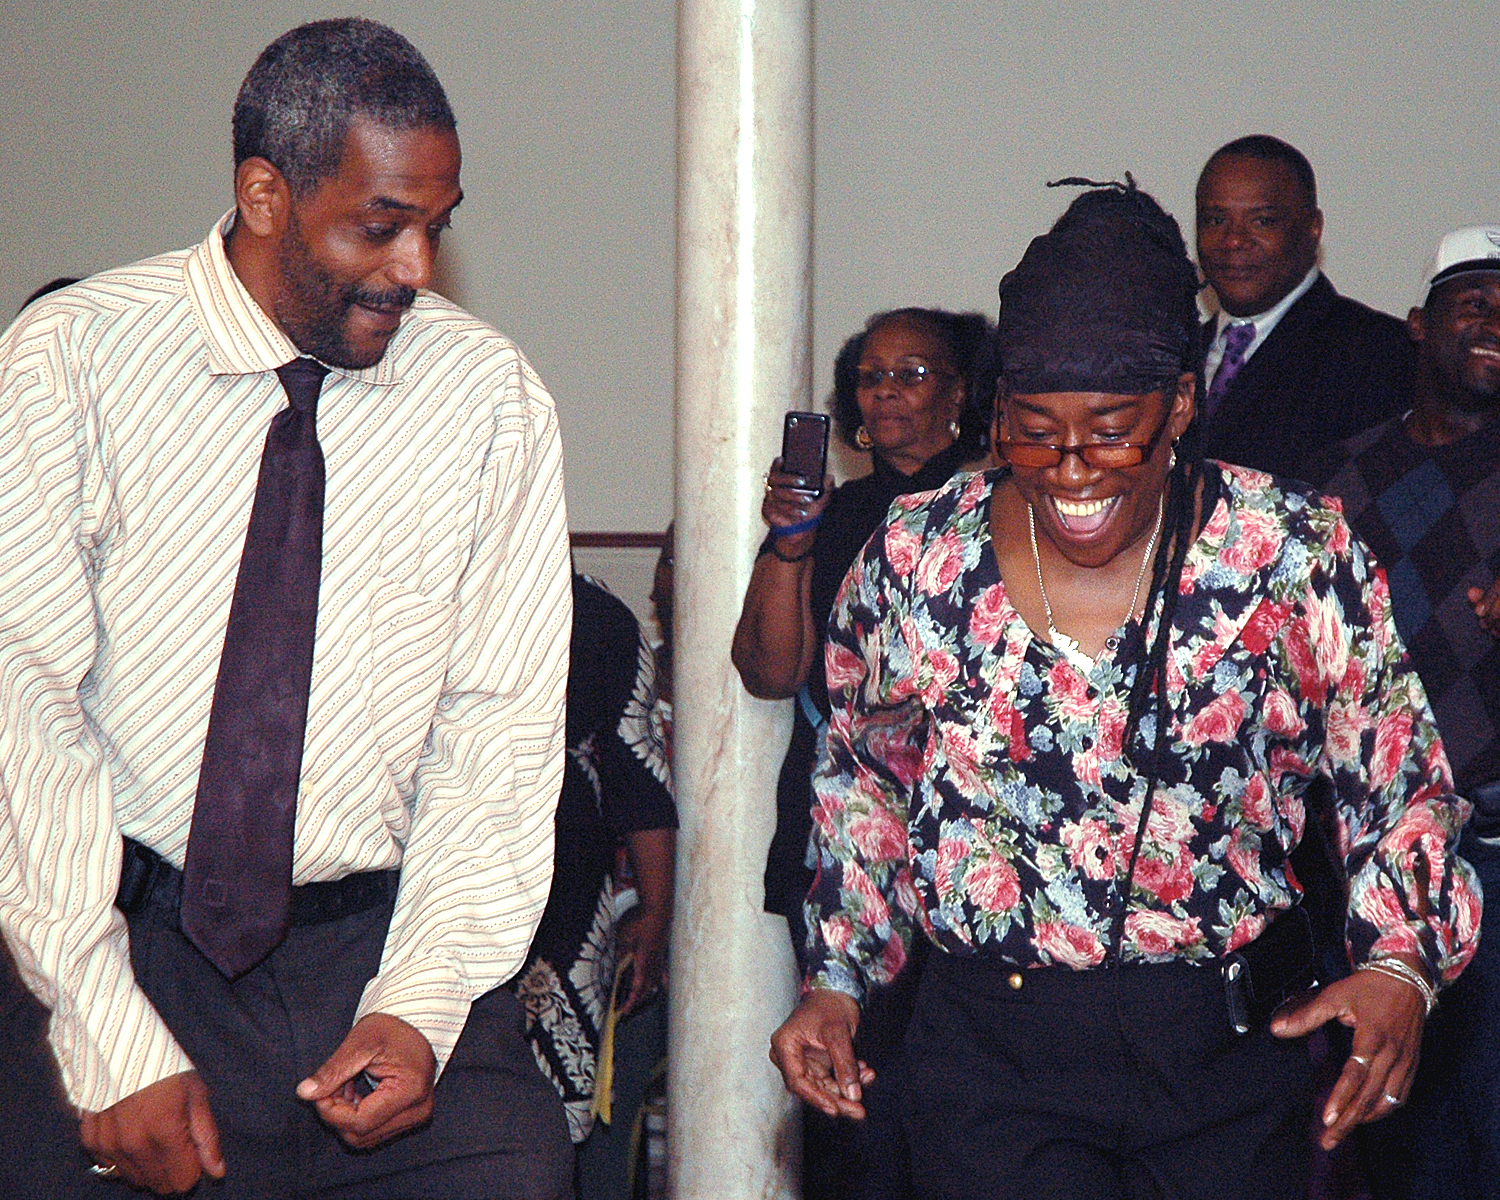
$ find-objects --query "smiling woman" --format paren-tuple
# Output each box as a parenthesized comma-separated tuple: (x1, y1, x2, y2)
(768, 180, 1480, 1200)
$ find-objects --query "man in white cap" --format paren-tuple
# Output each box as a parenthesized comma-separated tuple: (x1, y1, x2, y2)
(1312, 226, 1500, 1197)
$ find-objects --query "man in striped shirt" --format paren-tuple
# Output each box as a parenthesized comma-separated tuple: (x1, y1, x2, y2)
(0, 19, 572, 1198)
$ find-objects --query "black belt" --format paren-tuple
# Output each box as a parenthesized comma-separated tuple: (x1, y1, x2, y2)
(115, 837, 398, 928)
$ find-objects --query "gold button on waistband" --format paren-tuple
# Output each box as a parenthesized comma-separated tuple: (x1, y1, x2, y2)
(1008, 972, 1024, 991)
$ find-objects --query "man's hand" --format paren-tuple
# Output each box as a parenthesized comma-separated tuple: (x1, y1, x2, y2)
(79, 1070, 224, 1195)
(616, 827, 675, 1016)
(1271, 957, 1428, 1150)
(768, 988, 875, 1120)
(1468, 582, 1500, 637)
(614, 907, 669, 1015)
(297, 1013, 437, 1150)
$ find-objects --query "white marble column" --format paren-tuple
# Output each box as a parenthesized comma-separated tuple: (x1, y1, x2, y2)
(669, 0, 812, 1195)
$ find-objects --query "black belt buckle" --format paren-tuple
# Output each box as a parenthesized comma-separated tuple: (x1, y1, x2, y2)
(115, 838, 166, 914)
(1222, 905, 1319, 1035)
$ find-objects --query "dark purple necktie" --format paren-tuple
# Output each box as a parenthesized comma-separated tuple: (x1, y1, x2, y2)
(1203, 321, 1256, 419)
(181, 357, 328, 979)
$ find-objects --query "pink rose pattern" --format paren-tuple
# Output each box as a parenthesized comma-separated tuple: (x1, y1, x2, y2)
(805, 465, 1478, 1004)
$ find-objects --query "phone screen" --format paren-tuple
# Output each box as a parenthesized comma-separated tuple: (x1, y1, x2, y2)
(781, 411, 829, 495)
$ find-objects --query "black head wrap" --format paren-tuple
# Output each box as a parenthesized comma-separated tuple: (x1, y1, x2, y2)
(996, 176, 1200, 395)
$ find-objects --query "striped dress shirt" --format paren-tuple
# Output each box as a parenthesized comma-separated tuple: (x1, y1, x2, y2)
(0, 216, 571, 1113)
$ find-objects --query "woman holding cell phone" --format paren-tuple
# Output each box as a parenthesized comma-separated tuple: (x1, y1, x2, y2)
(732, 305, 991, 1199)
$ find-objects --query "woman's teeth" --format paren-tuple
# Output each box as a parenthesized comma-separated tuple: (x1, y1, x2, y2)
(1051, 496, 1116, 532)
(1054, 497, 1113, 518)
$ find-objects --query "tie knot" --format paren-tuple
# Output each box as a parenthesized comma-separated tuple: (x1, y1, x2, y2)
(1221, 322, 1256, 357)
(276, 358, 329, 416)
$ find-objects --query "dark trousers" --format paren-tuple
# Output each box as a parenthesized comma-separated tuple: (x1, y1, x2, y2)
(903, 953, 1314, 1200)
(1358, 823, 1500, 1200)
(2, 868, 571, 1199)
(788, 912, 923, 1200)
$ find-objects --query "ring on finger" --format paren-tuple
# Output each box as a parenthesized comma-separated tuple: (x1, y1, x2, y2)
(1349, 1054, 1371, 1067)
(88, 1163, 119, 1179)
(1383, 1092, 1403, 1106)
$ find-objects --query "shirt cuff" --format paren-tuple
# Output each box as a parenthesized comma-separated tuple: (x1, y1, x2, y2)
(53, 988, 196, 1113)
(354, 959, 476, 1078)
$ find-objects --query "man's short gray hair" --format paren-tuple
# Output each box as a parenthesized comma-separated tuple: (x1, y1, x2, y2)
(232, 18, 456, 196)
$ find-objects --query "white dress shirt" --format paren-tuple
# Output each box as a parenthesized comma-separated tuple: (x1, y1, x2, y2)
(0, 216, 571, 1112)
(1204, 264, 1321, 390)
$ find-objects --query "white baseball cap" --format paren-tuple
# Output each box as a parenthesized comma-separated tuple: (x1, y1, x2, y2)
(1421, 225, 1500, 300)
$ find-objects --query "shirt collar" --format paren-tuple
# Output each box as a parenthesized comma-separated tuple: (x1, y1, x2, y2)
(182, 211, 405, 386)
(1215, 263, 1320, 343)
(869, 437, 969, 498)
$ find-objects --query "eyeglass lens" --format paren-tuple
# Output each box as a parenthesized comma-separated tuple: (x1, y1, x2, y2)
(1001, 443, 1149, 468)
(857, 365, 937, 389)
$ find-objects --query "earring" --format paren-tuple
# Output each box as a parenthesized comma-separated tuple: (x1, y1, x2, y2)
(855, 425, 874, 450)
(1168, 438, 1179, 471)
(949, 419, 961, 440)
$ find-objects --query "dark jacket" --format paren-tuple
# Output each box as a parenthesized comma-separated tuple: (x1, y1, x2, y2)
(1198, 274, 1412, 481)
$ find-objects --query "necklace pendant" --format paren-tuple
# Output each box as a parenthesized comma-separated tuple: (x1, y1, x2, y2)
(1048, 625, 1095, 672)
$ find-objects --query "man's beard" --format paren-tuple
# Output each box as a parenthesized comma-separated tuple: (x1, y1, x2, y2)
(274, 218, 415, 370)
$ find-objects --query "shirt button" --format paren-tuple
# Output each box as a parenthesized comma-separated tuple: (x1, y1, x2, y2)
(1008, 972, 1024, 991)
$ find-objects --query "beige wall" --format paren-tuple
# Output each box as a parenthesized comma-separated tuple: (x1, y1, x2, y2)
(5, 2, 1498, 534)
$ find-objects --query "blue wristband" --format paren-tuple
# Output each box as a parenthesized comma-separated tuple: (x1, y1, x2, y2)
(773, 514, 823, 538)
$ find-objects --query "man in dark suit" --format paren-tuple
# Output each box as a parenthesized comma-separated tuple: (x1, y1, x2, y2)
(1195, 135, 1411, 479)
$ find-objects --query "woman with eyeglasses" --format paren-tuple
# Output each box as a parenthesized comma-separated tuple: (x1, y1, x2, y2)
(733, 306, 990, 1197)
(768, 183, 1478, 1200)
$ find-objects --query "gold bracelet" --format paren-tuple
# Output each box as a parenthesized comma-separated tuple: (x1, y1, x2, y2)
(1357, 958, 1437, 1016)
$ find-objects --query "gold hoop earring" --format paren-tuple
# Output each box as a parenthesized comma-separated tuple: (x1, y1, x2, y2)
(855, 425, 874, 450)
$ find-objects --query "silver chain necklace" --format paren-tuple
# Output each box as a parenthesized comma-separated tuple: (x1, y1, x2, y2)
(1027, 495, 1163, 671)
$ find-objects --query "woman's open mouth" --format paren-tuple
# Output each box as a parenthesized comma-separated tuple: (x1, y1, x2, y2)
(1050, 495, 1118, 536)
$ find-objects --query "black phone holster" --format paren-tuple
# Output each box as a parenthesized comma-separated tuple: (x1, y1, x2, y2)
(1221, 904, 1318, 1035)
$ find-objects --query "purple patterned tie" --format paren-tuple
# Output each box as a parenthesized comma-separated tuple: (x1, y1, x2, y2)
(1203, 321, 1256, 419)
(181, 358, 328, 979)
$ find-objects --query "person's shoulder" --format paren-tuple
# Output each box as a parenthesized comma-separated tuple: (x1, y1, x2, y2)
(6, 248, 193, 350)
(858, 468, 994, 585)
(387, 293, 556, 414)
(391, 293, 545, 373)
(1301, 415, 1405, 490)
(1214, 460, 1361, 575)
(1315, 278, 1410, 343)
(573, 572, 640, 639)
(392, 292, 521, 358)
(886, 467, 991, 529)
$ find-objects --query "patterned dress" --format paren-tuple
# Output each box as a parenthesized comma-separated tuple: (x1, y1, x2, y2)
(805, 464, 1479, 1003)
(511, 574, 676, 1142)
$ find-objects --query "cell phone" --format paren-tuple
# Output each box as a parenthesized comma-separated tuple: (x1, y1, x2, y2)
(780, 411, 829, 496)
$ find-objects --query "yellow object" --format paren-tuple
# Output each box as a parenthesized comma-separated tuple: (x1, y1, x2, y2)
(590, 953, 635, 1126)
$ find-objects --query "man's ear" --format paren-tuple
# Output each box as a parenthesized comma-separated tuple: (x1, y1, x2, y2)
(234, 157, 292, 240)
(1407, 305, 1427, 347)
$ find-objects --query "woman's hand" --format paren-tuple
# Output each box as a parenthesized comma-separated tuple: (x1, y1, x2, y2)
(1271, 955, 1428, 1150)
(768, 988, 875, 1120)
(731, 458, 835, 698)
(761, 458, 834, 563)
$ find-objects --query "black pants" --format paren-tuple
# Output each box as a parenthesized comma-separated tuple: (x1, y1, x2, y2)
(903, 953, 1314, 1200)
(2, 868, 571, 1199)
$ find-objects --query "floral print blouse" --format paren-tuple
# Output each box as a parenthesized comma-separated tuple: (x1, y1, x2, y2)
(805, 464, 1480, 1005)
